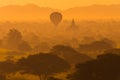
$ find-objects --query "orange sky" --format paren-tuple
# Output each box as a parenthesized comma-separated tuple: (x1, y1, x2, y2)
(0, 0, 120, 9)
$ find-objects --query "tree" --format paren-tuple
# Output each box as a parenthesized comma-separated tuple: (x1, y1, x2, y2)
(0, 75, 5, 80)
(18, 41, 32, 52)
(79, 38, 115, 57)
(0, 60, 17, 79)
(17, 53, 70, 80)
(3, 29, 23, 50)
(3, 29, 32, 52)
(51, 45, 92, 65)
(48, 77, 62, 80)
(104, 48, 120, 56)
(68, 54, 120, 80)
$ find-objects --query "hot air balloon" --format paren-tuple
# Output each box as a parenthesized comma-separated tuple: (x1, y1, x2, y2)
(50, 12, 62, 26)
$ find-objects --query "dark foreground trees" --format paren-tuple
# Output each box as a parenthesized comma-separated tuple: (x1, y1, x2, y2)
(79, 38, 115, 56)
(0, 75, 5, 80)
(0, 53, 70, 80)
(68, 53, 120, 80)
(17, 53, 70, 80)
(51, 45, 92, 65)
(0, 60, 17, 80)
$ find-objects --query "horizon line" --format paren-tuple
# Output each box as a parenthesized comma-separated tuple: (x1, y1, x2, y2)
(0, 3, 120, 10)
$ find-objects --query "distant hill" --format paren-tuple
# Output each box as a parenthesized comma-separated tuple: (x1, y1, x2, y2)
(63, 4, 120, 20)
(0, 4, 57, 22)
(0, 4, 120, 22)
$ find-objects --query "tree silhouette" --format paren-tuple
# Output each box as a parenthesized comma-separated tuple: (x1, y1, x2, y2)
(3, 28, 32, 52)
(18, 41, 32, 52)
(17, 53, 70, 80)
(79, 38, 115, 56)
(51, 45, 92, 65)
(48, 77, 61, 80)
(0, 60, 17, 79)
(33, 42, 50, 53)
(104, 48, 120, 56)
(3, 29, 23, 50)
(0, 75, 5, 80)
(68, 54, 120, 80)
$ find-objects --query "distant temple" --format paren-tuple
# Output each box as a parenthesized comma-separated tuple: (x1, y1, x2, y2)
(68, 19, 79, 48)
(69, 19, 78, 30)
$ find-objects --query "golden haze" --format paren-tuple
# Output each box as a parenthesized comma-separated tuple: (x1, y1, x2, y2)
(0, 0, 120, 9)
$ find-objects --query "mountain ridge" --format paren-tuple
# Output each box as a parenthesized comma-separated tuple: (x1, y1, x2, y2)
(0, 4, 120, 22)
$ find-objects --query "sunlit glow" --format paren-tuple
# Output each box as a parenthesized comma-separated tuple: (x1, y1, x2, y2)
(0, 0, 120, 9)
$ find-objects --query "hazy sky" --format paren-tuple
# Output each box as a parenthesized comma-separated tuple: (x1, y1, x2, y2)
(0, 0, 120, 9)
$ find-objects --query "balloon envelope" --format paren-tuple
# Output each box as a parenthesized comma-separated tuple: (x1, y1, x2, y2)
(50, 12, 62, 26)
